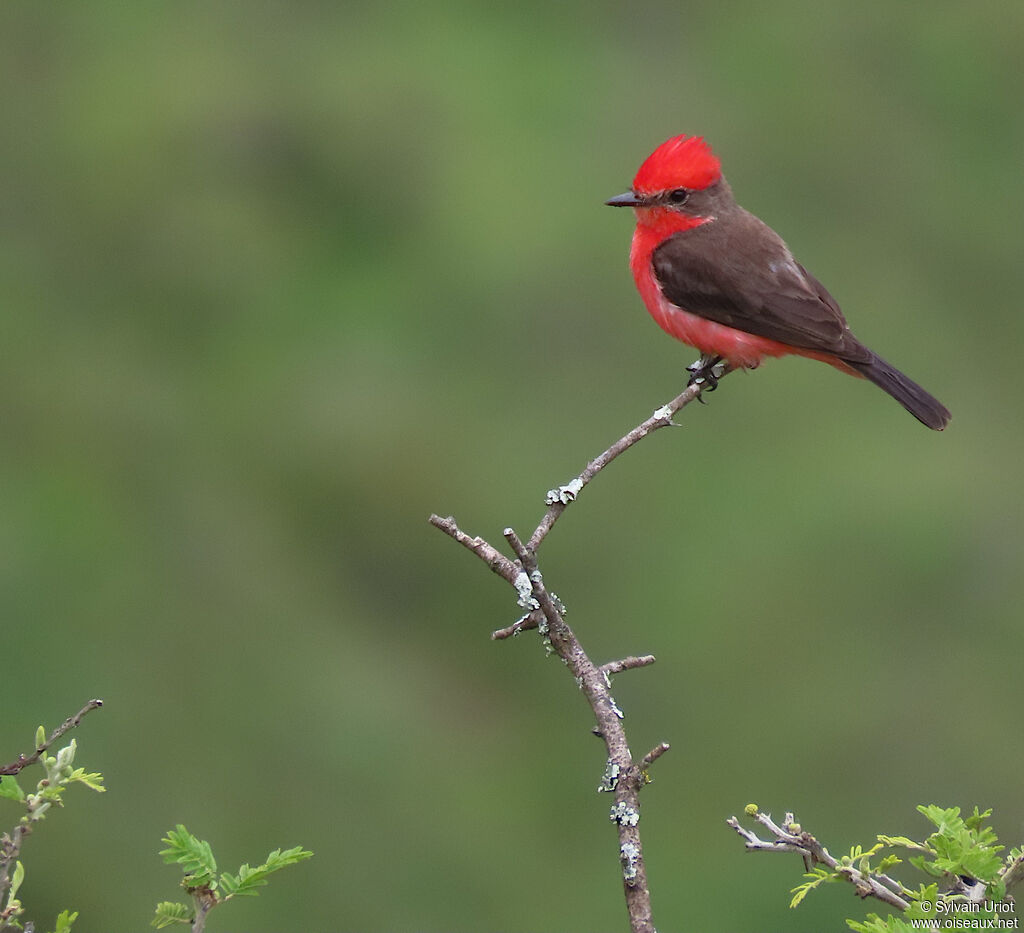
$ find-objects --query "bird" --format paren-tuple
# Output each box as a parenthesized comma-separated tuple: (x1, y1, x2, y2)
(606, 135, 951, 430)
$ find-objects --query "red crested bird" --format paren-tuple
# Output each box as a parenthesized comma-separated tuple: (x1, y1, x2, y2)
(606, 135, 951, 430)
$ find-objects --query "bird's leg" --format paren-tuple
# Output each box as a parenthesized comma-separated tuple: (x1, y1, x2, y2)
(687, 354, 723, 393)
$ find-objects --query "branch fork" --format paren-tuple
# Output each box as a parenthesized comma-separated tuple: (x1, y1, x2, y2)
(431, 368, 729, 933)
(727, 808, 910, 911)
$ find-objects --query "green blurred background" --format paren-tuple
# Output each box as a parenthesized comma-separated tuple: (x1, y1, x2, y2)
(2, 2, 1022, 930)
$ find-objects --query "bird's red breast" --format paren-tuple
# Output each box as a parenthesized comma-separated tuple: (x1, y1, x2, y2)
(629, 212, 813, 369)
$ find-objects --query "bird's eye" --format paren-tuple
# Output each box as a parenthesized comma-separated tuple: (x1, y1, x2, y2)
(667, 188, 689, 204)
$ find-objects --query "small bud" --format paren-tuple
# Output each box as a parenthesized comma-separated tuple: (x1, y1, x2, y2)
(744, 803, 758, 816)
(55, 740, 76, 772)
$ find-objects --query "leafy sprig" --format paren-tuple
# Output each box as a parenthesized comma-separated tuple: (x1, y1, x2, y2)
(731, 803, 1022, 933)
(153, 824, 313, 931)
(0, 708, 105, 933)
(880, 805, 1005, 896)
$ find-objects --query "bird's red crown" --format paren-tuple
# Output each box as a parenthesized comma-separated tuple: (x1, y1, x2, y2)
(632, 135, 721, 194)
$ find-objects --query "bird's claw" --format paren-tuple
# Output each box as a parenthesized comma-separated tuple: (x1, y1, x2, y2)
(687, 355, 723, 394)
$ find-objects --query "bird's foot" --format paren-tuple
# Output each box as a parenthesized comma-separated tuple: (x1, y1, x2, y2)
(687, 355, 724, 396)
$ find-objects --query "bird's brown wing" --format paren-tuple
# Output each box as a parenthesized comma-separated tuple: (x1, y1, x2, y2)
(651, 211, 871, 362)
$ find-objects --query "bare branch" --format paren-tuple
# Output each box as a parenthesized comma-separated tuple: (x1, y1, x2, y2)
(491, 611, 543, 640)
(727, 816, 806, 855)
(429, 374, 732, 933)
(498, 526, 656, 932)
(428, 514, 520, 584)
(727, 809, 910, 911)
(528, 365, 731, 551)
(1000, 850, 1024, 893)
(639, 743, 670, 771)
(601, 656, 657, 677)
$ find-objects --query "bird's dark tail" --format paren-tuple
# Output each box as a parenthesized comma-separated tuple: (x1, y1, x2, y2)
(846, 353, 951, 431)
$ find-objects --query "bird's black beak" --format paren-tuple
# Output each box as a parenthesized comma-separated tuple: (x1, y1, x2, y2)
(605, 191, 644, 207)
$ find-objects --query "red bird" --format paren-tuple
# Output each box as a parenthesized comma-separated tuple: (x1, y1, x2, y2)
(607, 135, 950, 430)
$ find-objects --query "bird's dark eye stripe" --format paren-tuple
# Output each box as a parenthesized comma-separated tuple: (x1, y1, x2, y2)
(666, 188, 689, 204)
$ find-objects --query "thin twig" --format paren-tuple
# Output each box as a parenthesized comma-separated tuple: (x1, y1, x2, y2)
(528, 366, 731, 551)
(727, 809, 910, 911)
(428, 515, 521, 584)
(1000, 850, 1024, 893)
(639, 743, 670, 770)
(491, 611, 543, 640)
(601, 656, 657, 677)
(0, 699, 104, 776)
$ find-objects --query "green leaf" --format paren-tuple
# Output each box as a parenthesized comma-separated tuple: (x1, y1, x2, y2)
(876, 854, 902, 872)
(960, 846, 1004, 882)
(0, 775, 25, 802)
(917, 804, 961, 830)
(910, 802, 1004, 883)
(789, 867, 835, 908)
(219, 846, 314, 899)
(847, 913, 917, 933)
(151, 901, 193, 928)
(877, 834, 929, 852)
(909, 854, 944, 877)
(8, 860, 25, 905)
(159, 825, 217, 887)
(904, 883, 940, 920)
(36, 783, 66, 803)
(266, 845, 314, 870)
(788, 881, 814, 909)
(66, 769, 105, 792)
(965, 807, 993, 831)
(51, 909, 79, 933)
